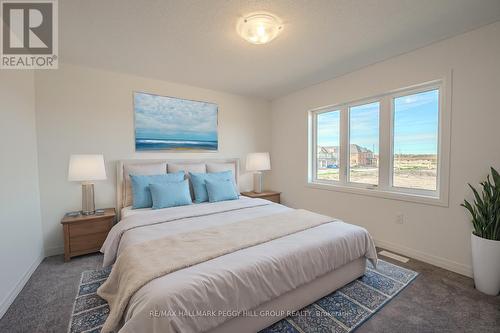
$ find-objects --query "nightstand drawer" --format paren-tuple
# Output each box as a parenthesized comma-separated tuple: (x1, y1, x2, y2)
(69, 217, 113, 237)
(61, 208, 116, 261)
(70, 233, 108, 253)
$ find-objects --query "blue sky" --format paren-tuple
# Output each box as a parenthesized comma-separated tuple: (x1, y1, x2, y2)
(317, 89, 438, 155)
(317, 111, 340, 147)
(134, 92, 218, 141)
(394, 89, 438, 155)
(350, 102, 380, 154)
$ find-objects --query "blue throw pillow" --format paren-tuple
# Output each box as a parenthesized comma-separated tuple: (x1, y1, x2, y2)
(149, 180, 192, 209)
(189, 171, 235, 203)
(130, 172, 184, 209)
(205, 179, 239, 203)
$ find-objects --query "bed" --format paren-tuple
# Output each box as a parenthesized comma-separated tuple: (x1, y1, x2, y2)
(99, 158, 377, 333)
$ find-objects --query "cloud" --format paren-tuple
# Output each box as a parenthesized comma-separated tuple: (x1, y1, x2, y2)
(394, 89, 439, 112)
(134, 93, 217, 133)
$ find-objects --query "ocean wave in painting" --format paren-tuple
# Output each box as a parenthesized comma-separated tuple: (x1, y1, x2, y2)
(135, 138, 218, 151)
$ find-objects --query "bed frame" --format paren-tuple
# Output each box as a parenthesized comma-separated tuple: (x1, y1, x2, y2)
(210, 257, 365, 333)
(115, 158, 366, 332)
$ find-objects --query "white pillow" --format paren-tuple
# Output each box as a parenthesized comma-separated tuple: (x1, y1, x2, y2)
(167, 163, 206, 175)
(167, 163, 207, 200)
(206, 163, 236, 181)
(123, 162, 167, 207)
(168, 163, 206, 199)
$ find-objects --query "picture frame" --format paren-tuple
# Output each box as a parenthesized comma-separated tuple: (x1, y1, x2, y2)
(133, 91, 219, 152)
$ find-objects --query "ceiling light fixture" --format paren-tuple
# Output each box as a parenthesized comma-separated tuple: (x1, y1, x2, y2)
(237, 13, 283, 45)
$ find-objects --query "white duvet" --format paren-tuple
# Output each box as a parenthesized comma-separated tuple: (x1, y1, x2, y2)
(101, 197, 377, 333)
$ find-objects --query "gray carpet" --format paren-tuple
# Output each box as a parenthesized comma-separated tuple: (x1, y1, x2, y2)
(0, 251, 499, 333)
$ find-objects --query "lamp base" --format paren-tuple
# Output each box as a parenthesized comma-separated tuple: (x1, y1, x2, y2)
(81, 183, 96, 215)
(253, 172, 263, 193)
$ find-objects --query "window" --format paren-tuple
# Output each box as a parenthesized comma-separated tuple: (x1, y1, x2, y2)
(393, 89, 439, 191)
(349, 102, 379, 185)
(309, 80, 449, 205)
(316, 110, 340, 181)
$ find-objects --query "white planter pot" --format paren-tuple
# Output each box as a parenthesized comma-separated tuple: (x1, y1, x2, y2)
(471, 233, 500, 295)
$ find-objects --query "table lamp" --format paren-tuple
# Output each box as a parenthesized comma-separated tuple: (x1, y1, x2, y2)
(246, 152, 271, 193)
(68, 154, 107, 215)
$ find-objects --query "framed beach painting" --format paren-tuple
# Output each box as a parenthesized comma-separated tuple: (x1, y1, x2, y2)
(134, 92, 218, 151)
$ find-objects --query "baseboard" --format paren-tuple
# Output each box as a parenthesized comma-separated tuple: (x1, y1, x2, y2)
(375, 239, 473, 278)
(44, 246, 64, 257)
(0, 253, 44, 319)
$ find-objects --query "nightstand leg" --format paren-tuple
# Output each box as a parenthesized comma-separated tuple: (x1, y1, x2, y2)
(63, 224, 71, 262)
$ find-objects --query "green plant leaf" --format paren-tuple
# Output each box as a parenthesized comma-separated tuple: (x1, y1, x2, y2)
(462, 167, 500, 241)
(491, 167, 500, 189)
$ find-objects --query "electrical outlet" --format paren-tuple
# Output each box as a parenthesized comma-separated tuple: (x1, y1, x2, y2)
(395, 213, 404, 224)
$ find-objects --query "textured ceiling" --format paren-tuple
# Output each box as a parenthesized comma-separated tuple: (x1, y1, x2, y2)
(60, 0, 500, 99)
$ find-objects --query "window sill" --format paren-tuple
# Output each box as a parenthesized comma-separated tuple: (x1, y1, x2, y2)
(306, 181, 448, 207)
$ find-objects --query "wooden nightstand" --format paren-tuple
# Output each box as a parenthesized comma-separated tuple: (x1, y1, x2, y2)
(241, 191, 281, 203)
(61, 208, 116, 261)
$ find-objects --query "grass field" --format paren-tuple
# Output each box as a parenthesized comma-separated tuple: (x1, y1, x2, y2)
(316, 155, 437, 190)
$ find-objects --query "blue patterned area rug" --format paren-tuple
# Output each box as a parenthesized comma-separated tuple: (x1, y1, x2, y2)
(68, 260, 417, 333)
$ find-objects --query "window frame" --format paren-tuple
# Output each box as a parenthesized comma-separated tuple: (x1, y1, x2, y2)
(307, 78, 451, 207)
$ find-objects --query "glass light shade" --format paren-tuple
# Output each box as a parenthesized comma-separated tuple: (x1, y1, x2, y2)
(246, 152, 271, 171)
(68, 154, 107, 182)
(237, 13, 283, 45)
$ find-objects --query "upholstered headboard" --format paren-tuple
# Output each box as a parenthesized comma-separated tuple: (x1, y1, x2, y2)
(116, 158, 239, 218)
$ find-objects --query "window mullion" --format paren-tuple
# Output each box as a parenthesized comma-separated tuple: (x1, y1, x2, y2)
(378, 95, 391, 190)
(309, 112, 316, 183)
(339, 106, 349, 184)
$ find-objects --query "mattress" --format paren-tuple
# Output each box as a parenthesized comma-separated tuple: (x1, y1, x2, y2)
(121, 205, 150, 218)
(120, 196, 226, 218)
(101, 197, 377, 333)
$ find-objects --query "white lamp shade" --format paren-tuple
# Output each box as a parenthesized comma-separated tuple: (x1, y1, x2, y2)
(246, 152, 271, 171)
(68, 154, 107, 182)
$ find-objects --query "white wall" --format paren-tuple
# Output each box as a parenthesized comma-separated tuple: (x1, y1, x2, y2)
(0, 71, 44, 317)
(35, 64, 272, 255)
(270, 22, 500, 277)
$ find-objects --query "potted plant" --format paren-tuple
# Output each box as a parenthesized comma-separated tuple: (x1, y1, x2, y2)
(462, 167, 500, 295)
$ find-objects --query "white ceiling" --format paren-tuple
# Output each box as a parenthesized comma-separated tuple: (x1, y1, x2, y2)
(60, 0, 500, 100)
